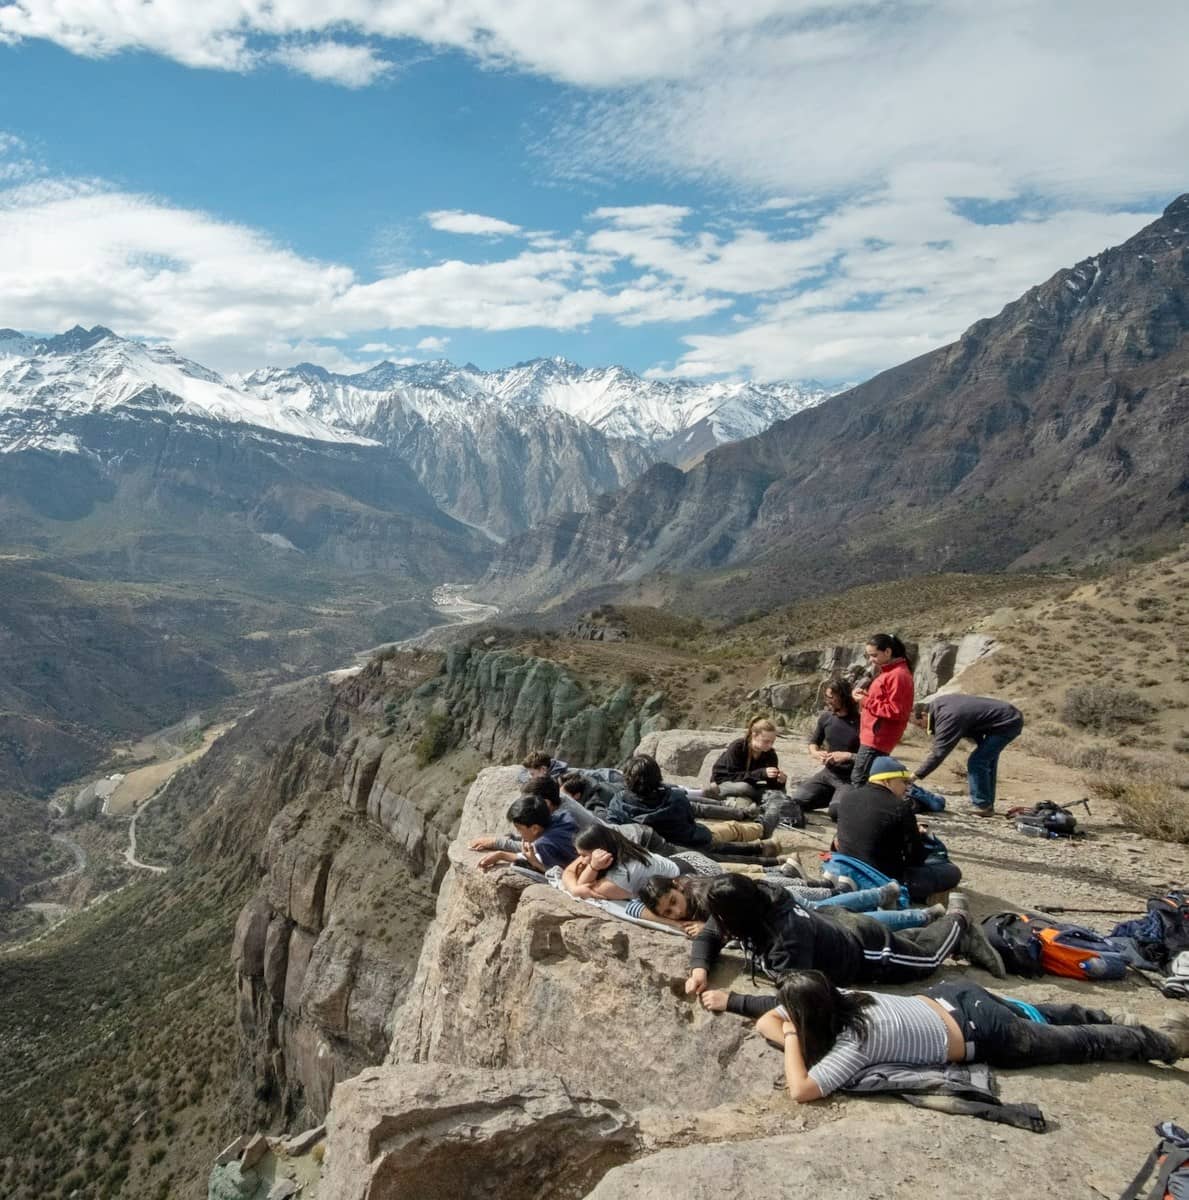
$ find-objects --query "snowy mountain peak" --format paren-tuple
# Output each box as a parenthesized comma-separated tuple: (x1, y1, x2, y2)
(0, 328, 374, 452)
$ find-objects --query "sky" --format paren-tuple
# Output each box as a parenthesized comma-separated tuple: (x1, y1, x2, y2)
(0, 1, 1186, 384)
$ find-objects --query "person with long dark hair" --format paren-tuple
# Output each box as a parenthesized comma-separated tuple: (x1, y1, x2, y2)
(792, 678, 861, 816)
(851, 634, 915, 786)
(560, 823, 716, 906)
(639, 873, 942, 935)
(681, 874, 1004, 998)
(740, 970, 1188, 1103)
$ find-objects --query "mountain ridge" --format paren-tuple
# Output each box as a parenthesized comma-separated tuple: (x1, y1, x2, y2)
(483, 195, 1189, 611)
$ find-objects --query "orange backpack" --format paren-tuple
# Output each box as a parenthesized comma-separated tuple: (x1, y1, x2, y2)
(1035, 924, 1128, 980)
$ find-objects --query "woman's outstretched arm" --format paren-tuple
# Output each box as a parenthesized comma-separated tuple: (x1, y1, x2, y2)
(756, 1011, 823, 1102)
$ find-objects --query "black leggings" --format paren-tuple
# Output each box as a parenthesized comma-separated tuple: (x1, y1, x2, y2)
(925, 981, 1178, 1067)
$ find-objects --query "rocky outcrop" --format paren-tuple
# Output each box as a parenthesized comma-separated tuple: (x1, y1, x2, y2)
(231, 647, 672, 1129)
(387, 769, 773, 1110)
(321, 1065, 637, 1200)
(755, 633, 999, 714)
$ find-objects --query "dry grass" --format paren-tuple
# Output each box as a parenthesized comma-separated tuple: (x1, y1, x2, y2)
(1086, 769, 1189, 844)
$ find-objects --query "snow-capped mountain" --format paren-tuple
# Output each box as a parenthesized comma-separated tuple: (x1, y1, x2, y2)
(0, 326, 834, 540)
(237, 356, 833, 456)
(0, 326, 370, 451)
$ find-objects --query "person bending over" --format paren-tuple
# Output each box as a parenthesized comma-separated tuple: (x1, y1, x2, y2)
(831, 756, 961, 901)
(470, 794, 577, 873)
(639, 873, 942, 937)
(609, 755, 779, 861)
(742, 969, 1188, 1103)
(851, 634, 915, 786)
(682, 874, 1003, 998)
(908, 695, 1024, 817)
(795, 679, 860, 816)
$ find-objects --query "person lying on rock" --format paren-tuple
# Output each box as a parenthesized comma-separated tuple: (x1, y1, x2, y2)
(608, 755, 781, 862)
(638, 873, 945, 939)
(471, 794, 577, 874)
(907, 694, 1024, 817)
(519, 749, 570, 783)
(683, 875, 1004, 1000)
(736, 969, 1189, 1104)
(560, 770, 620, 819)
(710, 717, 800, 835)
(830, 756, 962, 902)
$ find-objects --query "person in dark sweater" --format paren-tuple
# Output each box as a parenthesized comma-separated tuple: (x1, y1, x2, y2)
(794, 679, 861, 817)
(608, 755, 780, 862)
(471, 794, 578, 874)
(909, 695, 1024, 816)
(832, 756, 962, 901)
(711, 718, 799, 834)
(559, 770, 620, 818)
(682, 875, 1002, 999)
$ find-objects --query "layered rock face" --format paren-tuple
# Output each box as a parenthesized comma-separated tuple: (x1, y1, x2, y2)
(230, 646, 671, 1128)
(322, 1066, 637, 1200)
(387, 769, 773, 1111)
(485, 197, 1189, 608)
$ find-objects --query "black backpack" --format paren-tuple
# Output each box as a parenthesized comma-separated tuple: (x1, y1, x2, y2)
(981, 912, 1045, 977)
(1006, 799, 1084, 838)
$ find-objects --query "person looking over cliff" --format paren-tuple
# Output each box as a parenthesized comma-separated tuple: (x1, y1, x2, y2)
(710, 717, 794, 834)
(907, 695, 1024, 817)
(731, 970, 1188, 1104)
(791, 679, 861, 818)
(851, 634, 915, 785)
(638, 872, 942, 936)
(831, 756, 962, 902)
(608, 755, 780, 861)
(471, 794, 577, 873)
(682, 875, 999, 999)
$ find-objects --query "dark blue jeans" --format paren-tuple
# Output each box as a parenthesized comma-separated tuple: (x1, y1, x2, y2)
(966, 731, 1019, 809)
(925, 982, 1178, 1067)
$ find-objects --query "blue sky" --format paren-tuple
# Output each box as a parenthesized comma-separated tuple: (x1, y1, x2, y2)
(0, 2, 1186, 382)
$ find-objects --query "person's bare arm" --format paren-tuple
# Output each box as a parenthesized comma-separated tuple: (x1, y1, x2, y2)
(775, 1017, 823, 1102)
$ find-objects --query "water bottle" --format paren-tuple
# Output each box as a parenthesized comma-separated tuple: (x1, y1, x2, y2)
(1016, 821, 1054, 838)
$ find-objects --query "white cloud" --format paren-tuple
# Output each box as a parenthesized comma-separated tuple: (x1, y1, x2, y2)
(272, 40, 391, 88)
(425, 210, 523, 236)
(416, 335, 450, 352)
(358, 341, 404, 354)
(588, 204, 692, 231)
(0, 177, 726, 372)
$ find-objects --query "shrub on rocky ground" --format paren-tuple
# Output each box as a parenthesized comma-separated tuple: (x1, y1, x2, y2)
(1061, 684, 1155, 733)
(1087, 769, 1189, 844)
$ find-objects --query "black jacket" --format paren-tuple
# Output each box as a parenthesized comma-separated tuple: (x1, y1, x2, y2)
(711, 738, 782, 789)
(689, 879, 865, 982)
(607, 784, 712, 848)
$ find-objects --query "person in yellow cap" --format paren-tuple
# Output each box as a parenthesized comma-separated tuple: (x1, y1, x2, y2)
(831, 756, 962, 903)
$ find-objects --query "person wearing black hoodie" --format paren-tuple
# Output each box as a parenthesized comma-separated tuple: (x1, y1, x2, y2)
(681, 875, 1003, 1000)
(608, 755, 779, 862)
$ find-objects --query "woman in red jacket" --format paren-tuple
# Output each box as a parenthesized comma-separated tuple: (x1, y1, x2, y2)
(851, 633, 915, 785)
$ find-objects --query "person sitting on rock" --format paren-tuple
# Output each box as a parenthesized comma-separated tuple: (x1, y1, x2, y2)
(682, 875, 1003, 999)
(907, 694, 1024, 817)
(792, 678, 860, 818)
(638, 872, 944, 937)
(608, 755, 779, 861)
(830, 756, 962, 902)
(851, 634, 915, 785)
(471, 793, 577, 874)
(710, 717, 797, 834)
(720, 969, 1189, 1104)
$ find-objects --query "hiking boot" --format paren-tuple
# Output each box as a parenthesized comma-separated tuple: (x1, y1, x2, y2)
(778, 860, 804, 879)
(1159, 1014, 1189, 1059)
(970, 805, 995, 818)
(922, 903, 947, 923)
(959, 921, 1007, 978)
(876, 881, 903, 910)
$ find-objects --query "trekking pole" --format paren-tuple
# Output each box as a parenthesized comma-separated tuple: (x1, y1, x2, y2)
(1027, 904, 1143, 916)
